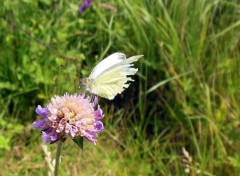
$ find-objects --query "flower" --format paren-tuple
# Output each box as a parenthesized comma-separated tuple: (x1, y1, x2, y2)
(79, 0, 92, 14)
(33, 93, 104, 144)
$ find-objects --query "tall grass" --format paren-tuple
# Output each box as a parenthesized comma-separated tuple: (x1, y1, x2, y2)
(0, 0, 240, 175)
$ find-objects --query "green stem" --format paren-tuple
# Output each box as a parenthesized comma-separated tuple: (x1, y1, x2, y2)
(54, 140, 63, 176)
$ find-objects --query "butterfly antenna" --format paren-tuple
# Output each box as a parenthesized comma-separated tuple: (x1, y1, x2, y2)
(90, 94, 94, 102)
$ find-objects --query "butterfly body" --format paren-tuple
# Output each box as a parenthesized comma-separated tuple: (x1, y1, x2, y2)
(81, 52, 143, 100)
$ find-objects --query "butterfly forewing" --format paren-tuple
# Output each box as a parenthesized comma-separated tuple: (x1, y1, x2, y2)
(89, 52, 126, 79)
(96, 55, 142, 78)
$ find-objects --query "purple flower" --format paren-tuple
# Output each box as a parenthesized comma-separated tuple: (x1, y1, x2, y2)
(33, 93, 104, 144)
(79, 0, 92, 14)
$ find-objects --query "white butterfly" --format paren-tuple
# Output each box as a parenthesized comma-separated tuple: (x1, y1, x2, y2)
(81, 52, 143, 100)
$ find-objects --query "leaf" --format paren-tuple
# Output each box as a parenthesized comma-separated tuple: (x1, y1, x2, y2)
(0, 136, 10, 151)
(0, 82, 17, 91)
(72, 137, 84, 149)
(146, 71, 192, 94)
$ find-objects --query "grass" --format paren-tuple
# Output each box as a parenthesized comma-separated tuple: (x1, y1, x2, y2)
(0, 0, 240, 175)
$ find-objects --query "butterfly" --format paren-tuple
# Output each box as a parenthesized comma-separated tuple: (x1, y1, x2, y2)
(81, 52, 143, 100)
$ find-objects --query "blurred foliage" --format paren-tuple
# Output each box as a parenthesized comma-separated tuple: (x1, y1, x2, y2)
(0, 0, 240, 175)
(0, 113, 24, 151)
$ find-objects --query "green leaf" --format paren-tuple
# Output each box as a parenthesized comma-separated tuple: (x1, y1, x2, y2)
(0, 82, 17, 91)
(146, 71, 192, 94)
(0, 136, 10, 150)
(72, 137, 84, 149)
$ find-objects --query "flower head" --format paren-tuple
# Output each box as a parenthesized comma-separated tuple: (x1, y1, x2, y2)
(33, 93, 104, 144)
(79, 0, 92, 14)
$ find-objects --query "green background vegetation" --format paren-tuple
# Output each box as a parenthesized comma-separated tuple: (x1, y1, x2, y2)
(0, 0, 240, 175)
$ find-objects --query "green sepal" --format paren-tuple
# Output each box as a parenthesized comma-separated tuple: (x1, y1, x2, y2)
(72, 137, 84, 149)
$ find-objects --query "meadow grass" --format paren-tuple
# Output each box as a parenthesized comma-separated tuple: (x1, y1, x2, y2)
(0, 0, 240, 175)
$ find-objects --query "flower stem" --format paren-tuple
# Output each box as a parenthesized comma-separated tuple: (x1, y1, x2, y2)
(54, 140, 63, 176)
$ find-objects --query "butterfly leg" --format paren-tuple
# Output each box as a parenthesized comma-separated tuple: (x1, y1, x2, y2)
(90, 94, 99, 104)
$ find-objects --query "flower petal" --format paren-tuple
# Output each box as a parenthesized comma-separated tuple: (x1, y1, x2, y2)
(42, 129, 59, 143)
(32, 119, 48, 129)
(79, 0, 92, 14)
(35, 105, 48, 118)
(94, 106, 104, 120)
(85, 130, 98, 143)
(94, 121, 104, 132)
(41, 131, 52, 143)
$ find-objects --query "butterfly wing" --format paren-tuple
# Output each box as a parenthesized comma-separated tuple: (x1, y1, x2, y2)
(89, 55, 143, 100)
(89, 52, 126, 79)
